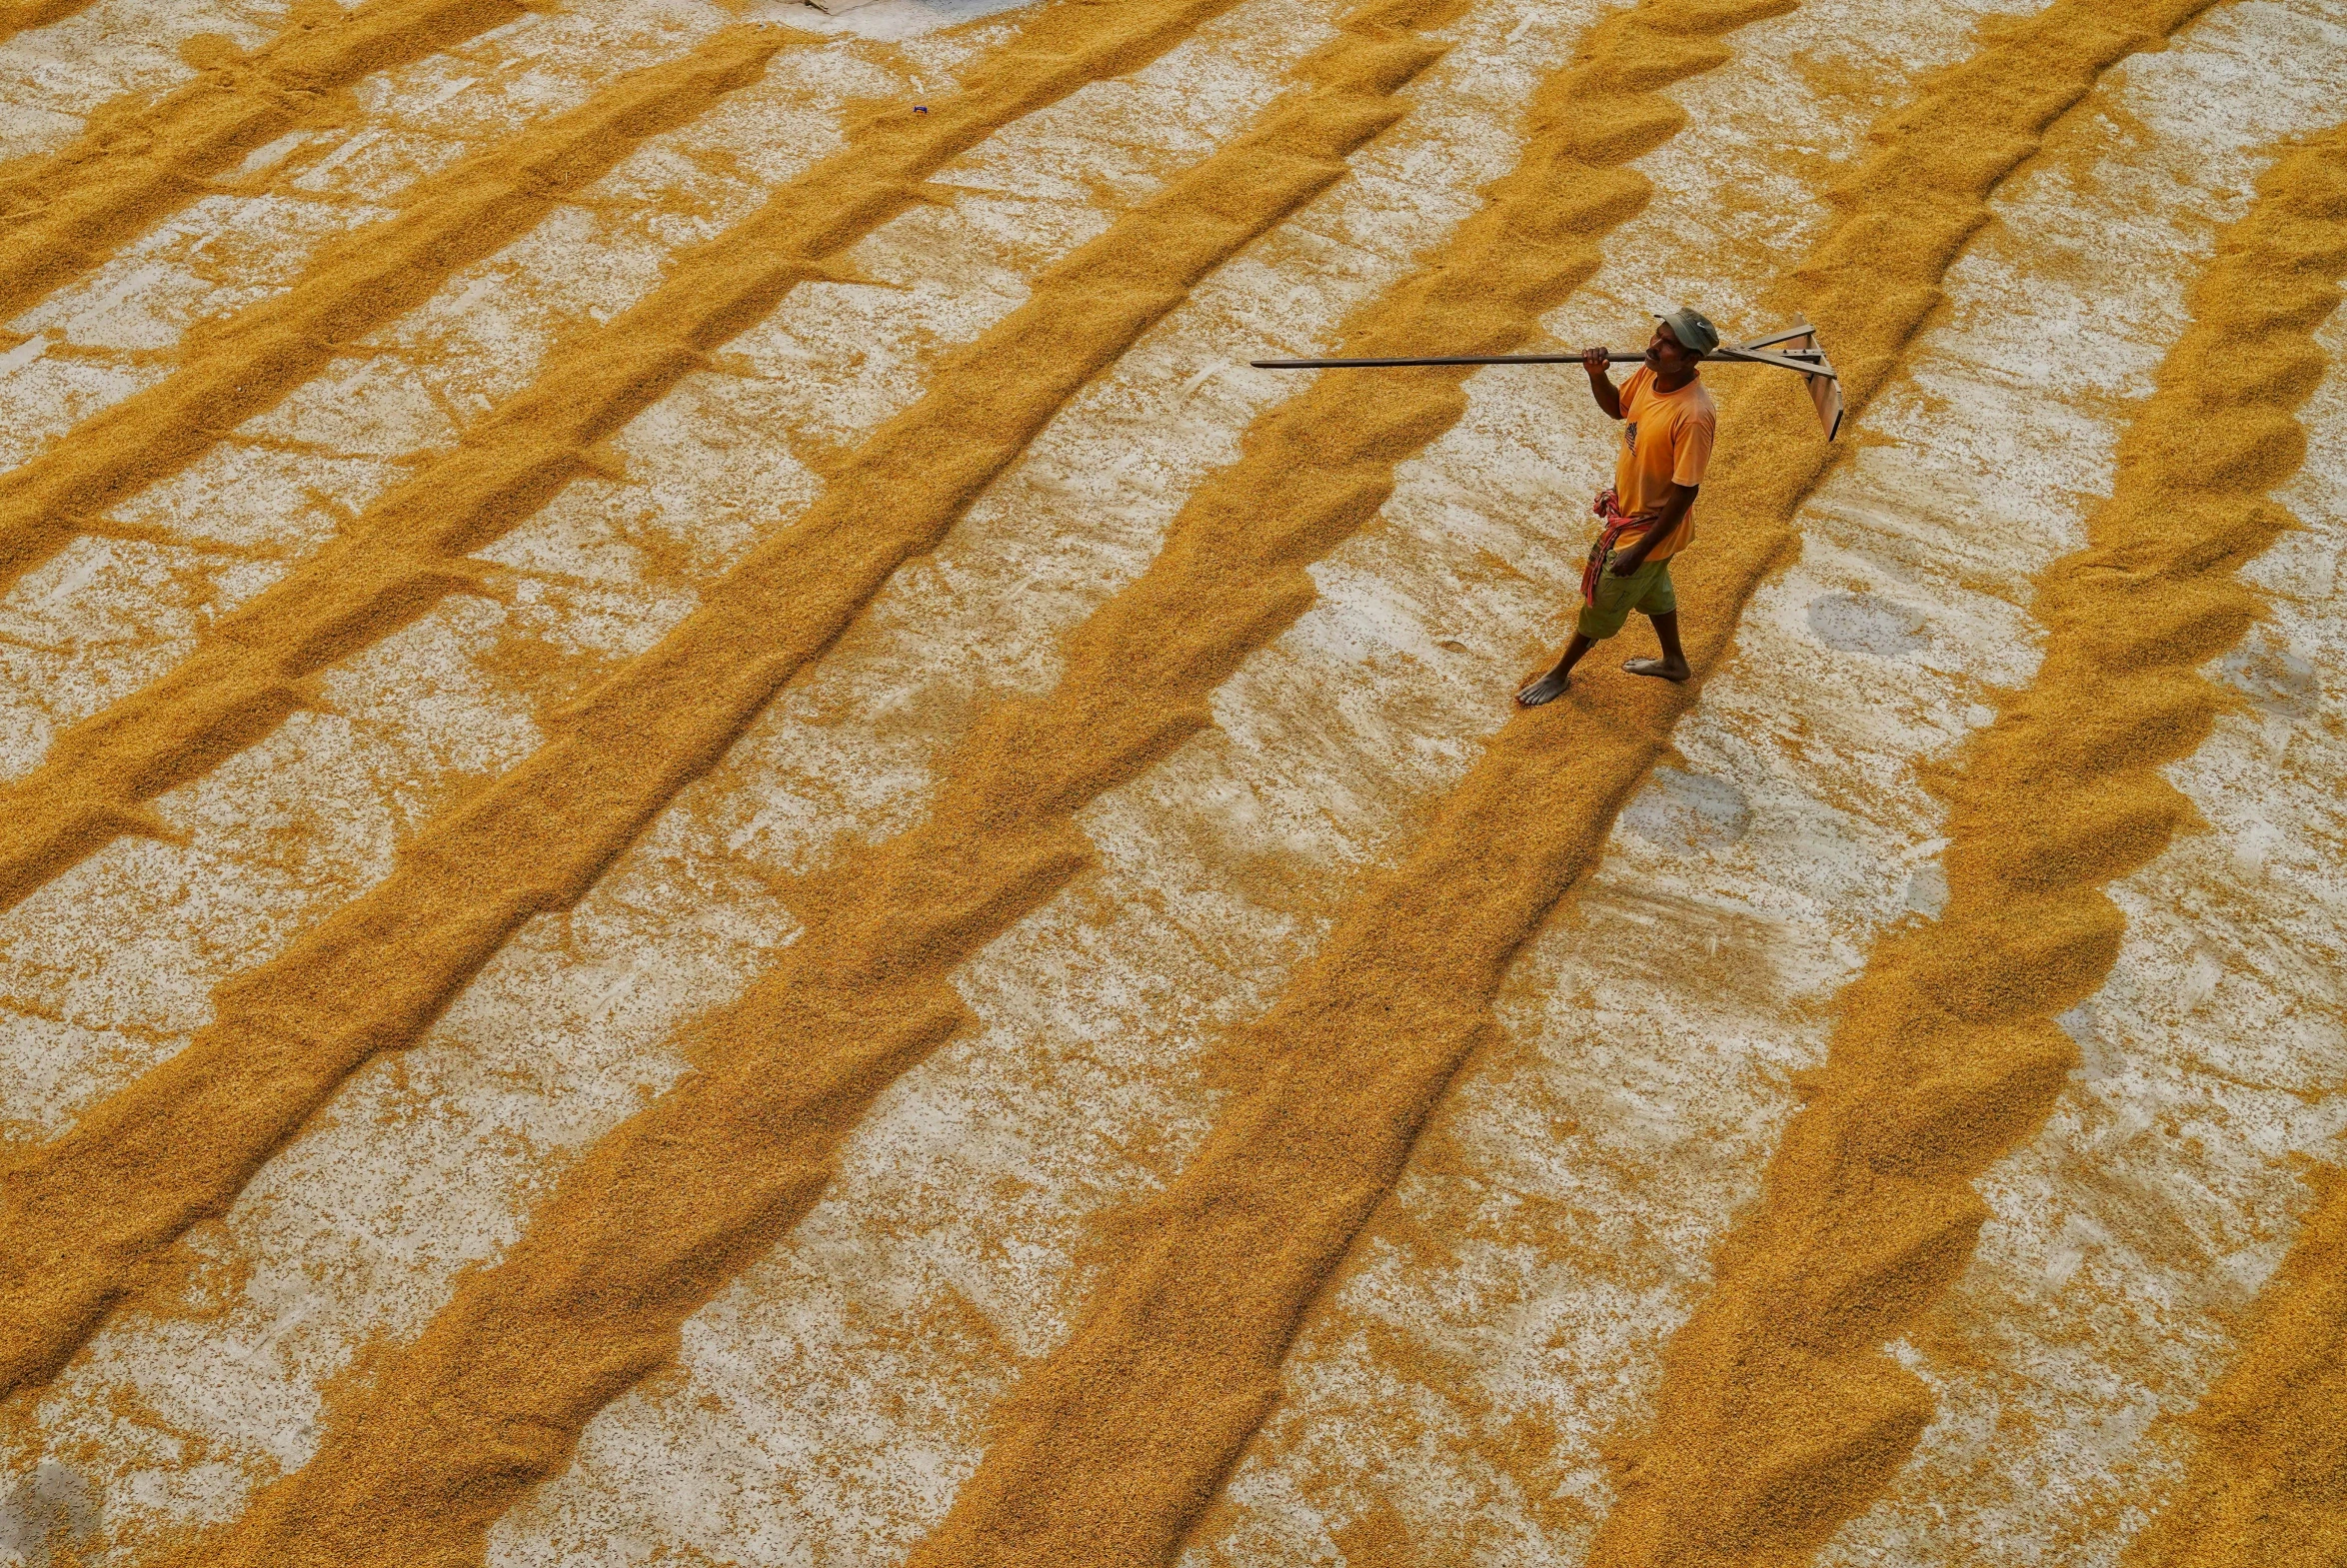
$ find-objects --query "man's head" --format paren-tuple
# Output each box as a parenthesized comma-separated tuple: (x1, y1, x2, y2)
(1646, 306, 1720, 376)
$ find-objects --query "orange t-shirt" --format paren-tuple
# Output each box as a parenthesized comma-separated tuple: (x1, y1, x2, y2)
(1612, 367, 1716, 562)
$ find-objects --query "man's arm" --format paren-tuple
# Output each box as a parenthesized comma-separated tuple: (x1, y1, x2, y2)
(1611, 481, 1696, 575)
(1582, 345, 1623, 419)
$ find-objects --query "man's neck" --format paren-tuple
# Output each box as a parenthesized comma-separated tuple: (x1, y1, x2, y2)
(1652, 365, 1698, 394)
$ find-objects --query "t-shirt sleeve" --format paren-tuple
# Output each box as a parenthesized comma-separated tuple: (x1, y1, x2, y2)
(1671, 408, 1715, 486)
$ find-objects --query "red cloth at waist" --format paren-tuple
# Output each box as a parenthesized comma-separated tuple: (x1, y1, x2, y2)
(1581, 487, 1653, 606)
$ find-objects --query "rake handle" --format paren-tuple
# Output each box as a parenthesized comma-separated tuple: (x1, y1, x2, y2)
(1247, 350, 1826, 369)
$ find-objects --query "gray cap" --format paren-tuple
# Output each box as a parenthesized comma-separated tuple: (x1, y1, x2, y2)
(1657, 306, 1720, 356)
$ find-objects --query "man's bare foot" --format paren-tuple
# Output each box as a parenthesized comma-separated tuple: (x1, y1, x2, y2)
(1516, 670, 1570, 707)
(1622, 657, 1690, 683)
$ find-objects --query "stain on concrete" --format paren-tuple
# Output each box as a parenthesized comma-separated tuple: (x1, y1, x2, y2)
(1805, 590, 1927, 657)
(1905, 860, 1948, 917)
(2215, 629, 2320, 717)
(0, 1460, 97, 1564)
(1621, 767, 1750, 850)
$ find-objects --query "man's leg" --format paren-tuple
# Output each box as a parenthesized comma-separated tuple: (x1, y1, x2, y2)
(1622, 609, 1691, 682)
(1516, 632, 1593, 707)
(1523, 553, 1644, 706)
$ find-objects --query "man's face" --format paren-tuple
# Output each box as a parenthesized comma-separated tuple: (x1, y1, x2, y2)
(1644, 323, 1697, 374)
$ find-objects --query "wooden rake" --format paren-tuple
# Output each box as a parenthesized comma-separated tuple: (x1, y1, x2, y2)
(1249, 317, 1844, 440)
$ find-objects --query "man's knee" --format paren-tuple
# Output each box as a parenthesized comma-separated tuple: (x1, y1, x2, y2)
(1575, 606, 1630, 641)
(1633, 566, 1677, 620)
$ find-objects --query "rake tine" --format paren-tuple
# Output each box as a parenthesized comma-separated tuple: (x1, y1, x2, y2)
(1728, 322, 1822, 352)
(1708, 343, 1837, 378)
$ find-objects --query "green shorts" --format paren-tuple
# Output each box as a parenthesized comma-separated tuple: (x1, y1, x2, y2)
(1576, 551, 1677, 641)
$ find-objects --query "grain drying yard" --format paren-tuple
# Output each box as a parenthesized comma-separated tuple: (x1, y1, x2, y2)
(0, 0, 2339, 1560)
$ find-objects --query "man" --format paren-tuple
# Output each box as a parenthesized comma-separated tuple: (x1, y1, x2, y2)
(1516, 306, 1719, 707)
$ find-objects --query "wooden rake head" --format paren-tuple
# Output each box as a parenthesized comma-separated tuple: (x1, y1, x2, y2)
(1701, 317, 1843, 440)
